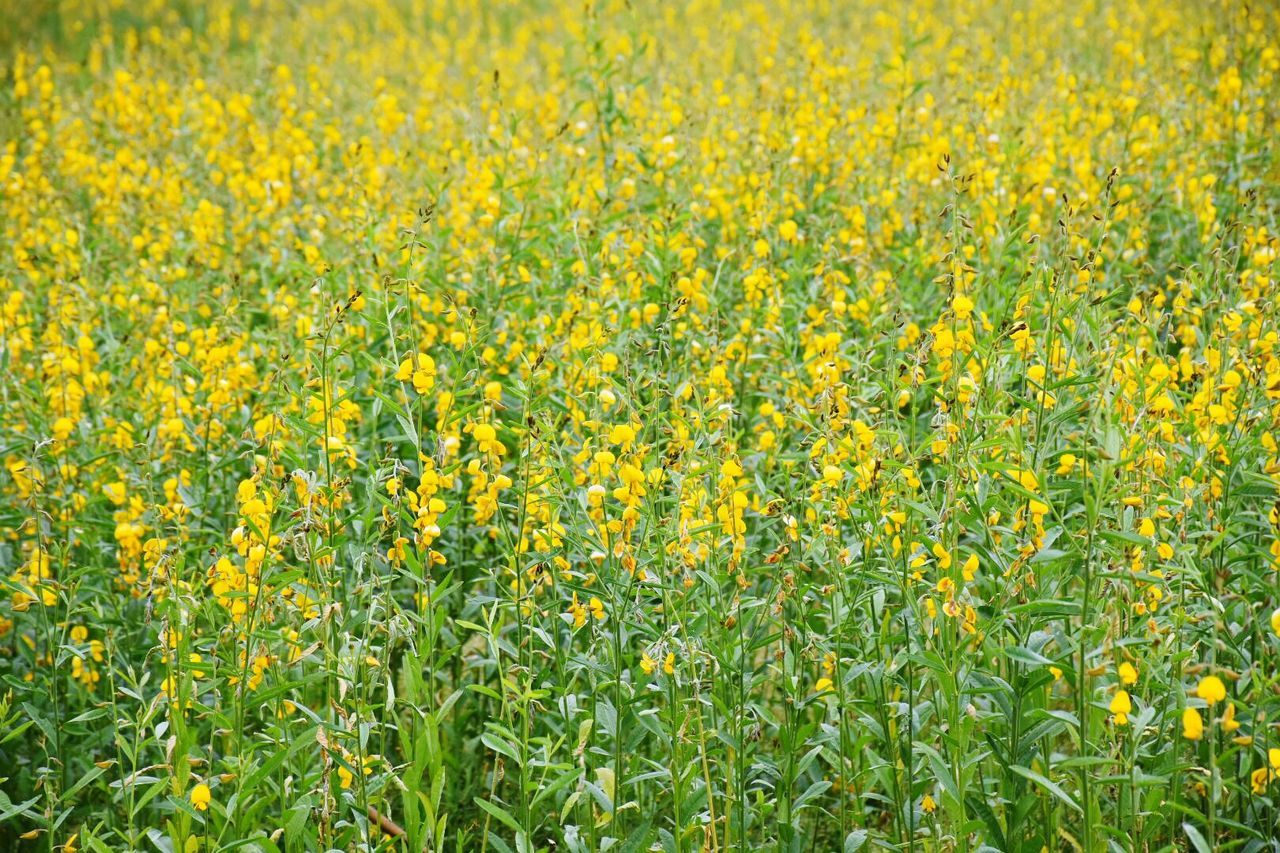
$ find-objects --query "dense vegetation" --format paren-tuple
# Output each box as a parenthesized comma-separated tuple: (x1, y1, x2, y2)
(2, 0, 1280, 850)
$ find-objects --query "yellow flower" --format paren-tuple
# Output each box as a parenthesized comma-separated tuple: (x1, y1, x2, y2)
(608, 423, 636, 447)
(814, 677, 833, 693)
(1196, 675, 1226, 705)
(1109, 690, 1132, 726)
(472, 423, 501, 454)
(1220, 702, 1240, 734)
(395, 353, 436, 395)
(640, 652, 656, 675)
(567, 593, 587, 629)
(190, 783, 212, 811)
(335, 753, 376, 792)
(1118, 662, 1137, 686)
(921, 793, 936, 814)
(1181, 707, 1203, 740)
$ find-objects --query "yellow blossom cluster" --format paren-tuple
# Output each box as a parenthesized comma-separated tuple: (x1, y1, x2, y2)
(2, 0, 1280, 849)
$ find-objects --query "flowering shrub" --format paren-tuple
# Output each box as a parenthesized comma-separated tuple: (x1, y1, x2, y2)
(2, 0, 1280, 849)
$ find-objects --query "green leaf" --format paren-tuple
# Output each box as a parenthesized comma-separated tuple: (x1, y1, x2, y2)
(1182, 822, 1211, 853)
(844, 829, 869, 852)
(62, 766, 107, 803)
(1010, 765, 1081, 814)
(0, 795, 40, 824)
(474, 796, 523, 835)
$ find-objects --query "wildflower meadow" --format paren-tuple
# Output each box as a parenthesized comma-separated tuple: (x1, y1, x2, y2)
(2, 0, 1280, 850)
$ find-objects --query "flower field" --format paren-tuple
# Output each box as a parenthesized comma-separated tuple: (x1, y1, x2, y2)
(3, 0, 1280, 849)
